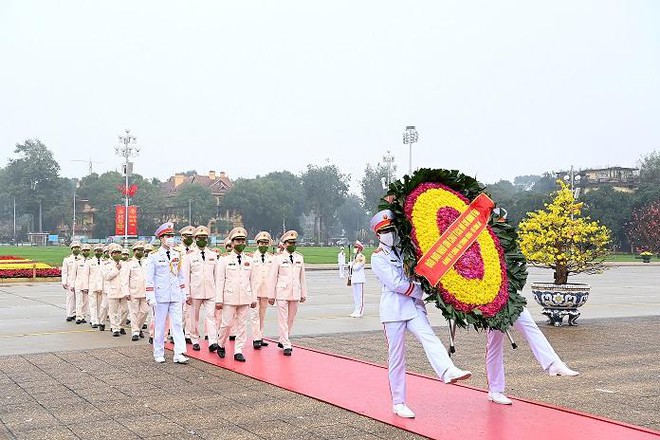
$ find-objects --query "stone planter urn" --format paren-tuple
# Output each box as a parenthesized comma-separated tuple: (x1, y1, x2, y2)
(641, 255, 652, 263)
(531, 282, 590, 326)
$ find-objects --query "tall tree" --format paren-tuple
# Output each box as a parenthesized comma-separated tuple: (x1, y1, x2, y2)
(302, 163, 349, 244)
(336, 194, 370, 242)
(172, 183, 216, 226)
(361, 162, 395, 216)
(581, 186, 633, 251)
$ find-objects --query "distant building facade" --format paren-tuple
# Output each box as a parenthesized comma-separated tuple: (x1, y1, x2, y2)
(559, 166, 640, 195)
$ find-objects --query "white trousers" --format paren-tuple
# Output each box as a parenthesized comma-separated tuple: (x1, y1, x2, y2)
(75, 290, 89, 321)
(89, 291, 103, 325)
(153, 301, 186, 358)
(66, 288, 76, 318)
(218, 304, 249, 353)
(128, 297, 149, 335)
(383, 302, 455, 405)
(486, 308, 561, 393)
(351, 283, 364, 315)
(249, 297, 270, 341)
(191, 298, 218, 345)
(108, 298, 128, 332)
(276, 300, 299, 349)
(183, 300, 193, 338)
(338, 264, 345, 278)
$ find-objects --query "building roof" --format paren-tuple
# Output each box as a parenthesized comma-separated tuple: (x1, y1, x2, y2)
(160, 171, 233, 197)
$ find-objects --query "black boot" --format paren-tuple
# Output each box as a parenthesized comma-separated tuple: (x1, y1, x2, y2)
(99, 324, 105, 331)
(217, 347, 226, 358)
(253, 340, 262, 350)
(192, 343, 201, 351)
(234, 353, 246, 362)
(208, 343, 218, 352)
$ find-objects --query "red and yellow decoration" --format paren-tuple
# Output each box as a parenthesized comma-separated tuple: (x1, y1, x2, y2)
(0, 256, 61, 278)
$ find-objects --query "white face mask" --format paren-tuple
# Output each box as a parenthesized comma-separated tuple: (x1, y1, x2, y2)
(378, 231, 395, 247)
(353, 248, 358, 254)
(162, 237, 175, 248)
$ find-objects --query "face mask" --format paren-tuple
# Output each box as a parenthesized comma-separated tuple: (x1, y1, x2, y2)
(196, 239, 207, 248)
(234, 244, 246, 253)
(163, 237, 174, 248)
(134, 251, 144, 259)
(379, 231, 395, 247)
(183, 237, 193, 246)
(258, 245, 268, 254)
(82, 251, 90, 258)
(353, 248, 358, 254)
(286, 245, 296, 253)
(103, 253, 109, 259)
(112, 254, 122, 262)
(72, 249, 80, 255)
(121, 255, 129, 261)
(94, 252, 103, 259)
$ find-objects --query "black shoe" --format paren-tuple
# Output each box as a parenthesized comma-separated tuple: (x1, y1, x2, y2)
(192, 343, 200, 351)
(126, 319, 131, 324)
(99, 324, 105, 331)
(119, 328, 126, 335)
(66, 316, 75, 322)
(208, 343, 218, 353)
(139, 331, 144, 339)
(283, 348, 292, 356)
(112, 331, 120, 337)
(185, 337, 192, 344)
(142, 324, 147, 330)
(204, 335, 208, 340)
(91, 324, 98, 329)
(75, 319, 82, 325)
(229, 335, 236, 341)
(260, 340, 269, 347)
(253, 340, 262, 349)
(218, 347, 226, 358)
(131, 334, 139, 341)
(277, 342, 284, 349)
(80, 319, 87, 324)
(234, 353, 246, 362)
(148, 337, 153, 344)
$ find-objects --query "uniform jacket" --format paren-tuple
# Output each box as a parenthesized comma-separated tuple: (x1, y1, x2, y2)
(350, 252, 366, 283)
(121, 257, 147, 298)
(216, 251, 255, 305)
(83, 257, 105, 293)
(267, 251, 308, 301)
(145, 247, 187, 304)
(370, 245, 425, 323)
(182, 247, 218, 300)
(74, 257, 90, 291)
(61, 254, 79, 288)
(102, 260, 127, 300)
(250, 251, 274, 299)
(337, 252, 346, 265)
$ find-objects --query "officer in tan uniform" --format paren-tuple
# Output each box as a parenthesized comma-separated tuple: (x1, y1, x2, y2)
(177, 225, 196, 344)
(182, 226, 220, 352)
(222, 236, 238, 341)
(215, 227, 257, 362)
(98, 246, 113, 331)
(144, 243, 154, 257)
(250, 231, 273, 349)
(86, 244, 106, 329)
(267, 230, 307, 356)
(74, 243, 92, 324)
(104, 244, 129, 337)
(61, 241, 81, 322)
(124, 241, 149, 341)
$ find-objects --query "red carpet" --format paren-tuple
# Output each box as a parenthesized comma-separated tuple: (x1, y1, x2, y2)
(168, 340, 660, 440)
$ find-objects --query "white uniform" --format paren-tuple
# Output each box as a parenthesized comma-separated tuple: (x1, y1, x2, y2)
(182, 247, 220, 346)
(249, 251, 274, 343)
(123, 257, 149, 336)
(267, 251, 307, 350)
(73, 257, 90, 322)
(103, 260, 128, 332)
(85, 256, 105, 326)
(337, 251, 346, 279)
(350, 252, 366, 317)
(61, 254, 79, 319)
(371, 244, 458, 405)
(145, 247, 188, 359)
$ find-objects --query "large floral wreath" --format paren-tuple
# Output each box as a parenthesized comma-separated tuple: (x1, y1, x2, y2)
(380, 168, 527, 331)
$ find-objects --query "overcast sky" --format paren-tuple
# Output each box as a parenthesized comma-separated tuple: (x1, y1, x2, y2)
(2, 1, 659, 193)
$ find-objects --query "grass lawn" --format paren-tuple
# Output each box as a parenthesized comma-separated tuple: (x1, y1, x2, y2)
(0, 246, 651, 266)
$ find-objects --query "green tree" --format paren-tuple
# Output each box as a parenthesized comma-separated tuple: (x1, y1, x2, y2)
(336, 194, 370, 242)
(302, 163, 349, 244)
(361, 162, 395, 216)
(76, 172, 125, 238)
(173, 183, 216, 226)
(581, 186, 633, 251)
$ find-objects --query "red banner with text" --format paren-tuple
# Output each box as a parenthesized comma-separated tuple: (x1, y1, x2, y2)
(115, 205, 138, 236)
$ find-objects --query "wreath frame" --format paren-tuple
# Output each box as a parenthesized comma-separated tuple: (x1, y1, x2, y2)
(380, 168, 528, 331)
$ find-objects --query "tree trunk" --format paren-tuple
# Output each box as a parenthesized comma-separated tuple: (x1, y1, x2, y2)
(554, 264, 569, 285)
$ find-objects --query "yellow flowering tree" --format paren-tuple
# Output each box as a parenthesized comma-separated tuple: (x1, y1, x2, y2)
(518, 181, 611, 285)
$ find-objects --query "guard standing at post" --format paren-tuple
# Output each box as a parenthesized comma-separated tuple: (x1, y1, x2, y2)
(182, 226, 220, 352)
(250, 231, 273, 349)
(145, 222, 189, 364)
(215, 227, 256, 362)
(267, 230, 307, 356)
(349, 240, 366, 318)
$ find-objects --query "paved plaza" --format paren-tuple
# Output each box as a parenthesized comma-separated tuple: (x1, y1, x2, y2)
(0, 266, 659, 439)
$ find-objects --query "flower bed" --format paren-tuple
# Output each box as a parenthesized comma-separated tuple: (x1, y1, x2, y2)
(0, 268, 61, 278)
(0, 255, 61, 278)
(0, 255, 28, 261)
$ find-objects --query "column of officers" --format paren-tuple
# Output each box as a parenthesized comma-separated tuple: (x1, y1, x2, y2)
(61, 225, 308, 364)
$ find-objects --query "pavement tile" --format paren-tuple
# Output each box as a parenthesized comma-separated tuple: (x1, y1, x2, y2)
(196, 426, 263, 440)
(2, 410, 61, 433)
(308, 423, 372, 439)
(120, 413, 188, 438)
(160, 411, 221, 430)
(68, 419, 141, 440)
(11, 426, 79, 440)
(50, 403, 108, 425)
(237, 419, 307, 439)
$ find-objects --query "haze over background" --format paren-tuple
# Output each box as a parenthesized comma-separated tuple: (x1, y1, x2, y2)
(2, 1, 659, 191)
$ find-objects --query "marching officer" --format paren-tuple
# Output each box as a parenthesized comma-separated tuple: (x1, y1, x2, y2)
(86, 244, 105, 329)
(222, 236, 238, 341)
(98, 246, 112, 331)
(144, 243, 154, 257)
(182, 226, 220, 352)
(370, 209, 472, 419)
(121, 248, 130, 261)
(267, 230, 307, 356)
(145, 222, 189, 364)
(349, 240, 366, 318)
(249, 231, 273, 349)
(103, 244, 129, 337)
(74, 243, 92, 324)
(178, 225, 196, 344)
(61, 241, 81, 322)
(124, 241, 149, 341)
(215, 227, 256, 362)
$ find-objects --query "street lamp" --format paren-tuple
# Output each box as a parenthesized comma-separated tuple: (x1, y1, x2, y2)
(381, 150, 395, 189)
(562, 165, 582, 198)
(115, 129, 140, 246)
(72, 178, 79, 238)
(402, 125, 419, 175)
